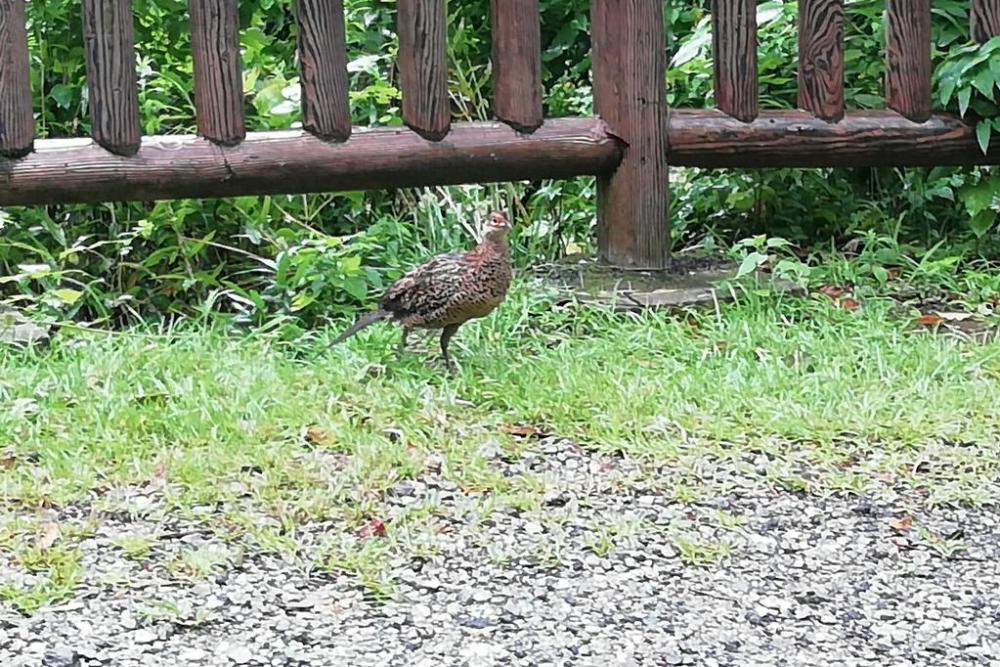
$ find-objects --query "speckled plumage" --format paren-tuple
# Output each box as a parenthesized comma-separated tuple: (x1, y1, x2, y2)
(331, 212, 513, 366)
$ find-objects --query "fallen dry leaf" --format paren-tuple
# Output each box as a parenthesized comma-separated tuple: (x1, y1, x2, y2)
(38, 522, 61, 550)
(886, 268, 901, 281)
(501, 423, 547, 439)
(1, 450, 17, 470)
(888, 516, 913, 532)
(914, 314, 943, 327)
(936, 311, 974, 322)
(819, 285, 845, 299)
(304, 425, 333, 447)
(715, 341, 729, 351)
(838, 298, 861, 311)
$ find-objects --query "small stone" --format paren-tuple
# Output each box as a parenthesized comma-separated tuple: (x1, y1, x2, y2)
(132, 629, 157, 645)
(227, 645, 254, 664)
(42, 647, 80, 667)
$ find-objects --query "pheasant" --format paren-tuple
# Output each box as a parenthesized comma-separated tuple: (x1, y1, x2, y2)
(329, 211, 513, 367)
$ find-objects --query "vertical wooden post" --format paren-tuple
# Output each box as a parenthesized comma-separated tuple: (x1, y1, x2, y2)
(591, 0, 670, 269)
(397, 0, 450, 141)
(712, 0, 757, 122)
(490, 0, 543, 133)
(81, 0, 141, 156)
(0, 0, 33, 158)
(798, 0, 844, 122)
(885, 0, 931, 123)
(189, 0, 245, 145)
(295, 0, 351, 141)
(971, 0, 1000, 43)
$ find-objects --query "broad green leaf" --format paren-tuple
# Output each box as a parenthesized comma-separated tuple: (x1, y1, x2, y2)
(958, 87, 972, 117)
(52, 289, 82, 304)
(977, 120, 993, 155)
(970, 210, 997, 237)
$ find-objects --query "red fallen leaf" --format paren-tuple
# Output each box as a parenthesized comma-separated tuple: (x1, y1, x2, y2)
(886, 268, 901, 281)
(838, 298, 861, 311)
(501, 423, 547, 439)
(914, 314, 943, 327)
(888, 516, 913, 532)
(38, 522, 61, 550)
(358, 518, 386, 539)
(819, 285, 845, 299)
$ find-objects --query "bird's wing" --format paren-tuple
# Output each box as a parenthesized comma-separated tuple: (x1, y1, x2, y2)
(379, 252, 467, 317)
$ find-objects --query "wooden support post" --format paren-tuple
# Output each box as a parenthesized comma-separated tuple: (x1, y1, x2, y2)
(0, 119, 622, 206)
(972, 0, 1000, 43)
(885, 0, 931, 123)
(591, 0, 670, 269)
(295, 0, 351, 142)
(190, 0, 245, 145)
(397, 0, 450, 141)
(0, 0, 32, 158)
(798, 0, 844, 121)
(81, 0, 141, 156)
(711, 0, 757, 122)
(490, 0, 543, 133)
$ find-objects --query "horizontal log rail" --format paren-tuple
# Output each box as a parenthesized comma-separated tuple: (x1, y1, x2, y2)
(0, 119, 621, 206)
(2, 111, 997, 207)
(668, 110, 1000, 168)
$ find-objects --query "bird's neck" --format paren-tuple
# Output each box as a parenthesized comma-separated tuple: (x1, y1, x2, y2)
(469, 236, 510, 263)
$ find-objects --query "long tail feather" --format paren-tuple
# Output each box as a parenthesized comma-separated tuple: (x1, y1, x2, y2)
(327, 309, 391, 348)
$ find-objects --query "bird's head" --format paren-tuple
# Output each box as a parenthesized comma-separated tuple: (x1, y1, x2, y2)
(483, 211, 511, 242)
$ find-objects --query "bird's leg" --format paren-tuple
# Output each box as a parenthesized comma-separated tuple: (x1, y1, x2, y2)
(397, 327, 410, 361)
(439, 323, 461, 371)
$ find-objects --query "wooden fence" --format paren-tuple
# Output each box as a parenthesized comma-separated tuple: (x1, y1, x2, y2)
(1, 1, 999, 270)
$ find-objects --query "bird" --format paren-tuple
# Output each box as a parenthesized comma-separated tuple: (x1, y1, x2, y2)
(329, 211, 513, 368)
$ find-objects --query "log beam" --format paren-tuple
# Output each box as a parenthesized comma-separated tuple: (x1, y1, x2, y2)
(668, 110, 1000, 168)
(0, 119, 622, 206)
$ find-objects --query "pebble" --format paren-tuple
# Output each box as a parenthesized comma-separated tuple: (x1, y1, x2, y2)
(42, 647, 80, 667)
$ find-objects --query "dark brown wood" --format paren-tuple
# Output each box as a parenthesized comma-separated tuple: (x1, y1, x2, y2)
(397, 0, 450, 141)
(189, 0, 245, 145)
(490, 0, 543, 133)
(591, 0, 670, 269)
(798, 0, 844, 121)
(972, 0, 1000, 43)
(711, 0, 757, 122)
(0, 0, 32, 158)
(295, 0, 351, 141)
(668, 109, 999, 167)
(0, 119, 622, 206)
(81, 0, 141, 156)
(885, 0, 931, 123)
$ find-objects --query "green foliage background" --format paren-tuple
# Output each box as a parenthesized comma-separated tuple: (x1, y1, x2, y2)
(2, 0, 998, 329)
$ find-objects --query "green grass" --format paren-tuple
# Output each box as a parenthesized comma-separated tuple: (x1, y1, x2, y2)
(2, 276, 1000, 610)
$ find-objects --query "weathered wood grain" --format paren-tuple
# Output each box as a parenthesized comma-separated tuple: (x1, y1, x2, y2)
(81, 0, 141, 156)
(972, 0, 1000, 43)
(711, 0, 757, 122)
(0, 0, 32, 157)
(397, 0, 450, 141)
(885, 0, 931, 123)
(190, 0, 245, 145)
(591, 0, 670, 269)
(0, 119, 622, 206)
(295, 0, 351, 141)
(798, 0, 844, 121)
(668, 110, 999, 167)
(490, 0, 543, 133)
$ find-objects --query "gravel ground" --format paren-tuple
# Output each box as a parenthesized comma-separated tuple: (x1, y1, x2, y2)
(2, 438, 999, 667)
